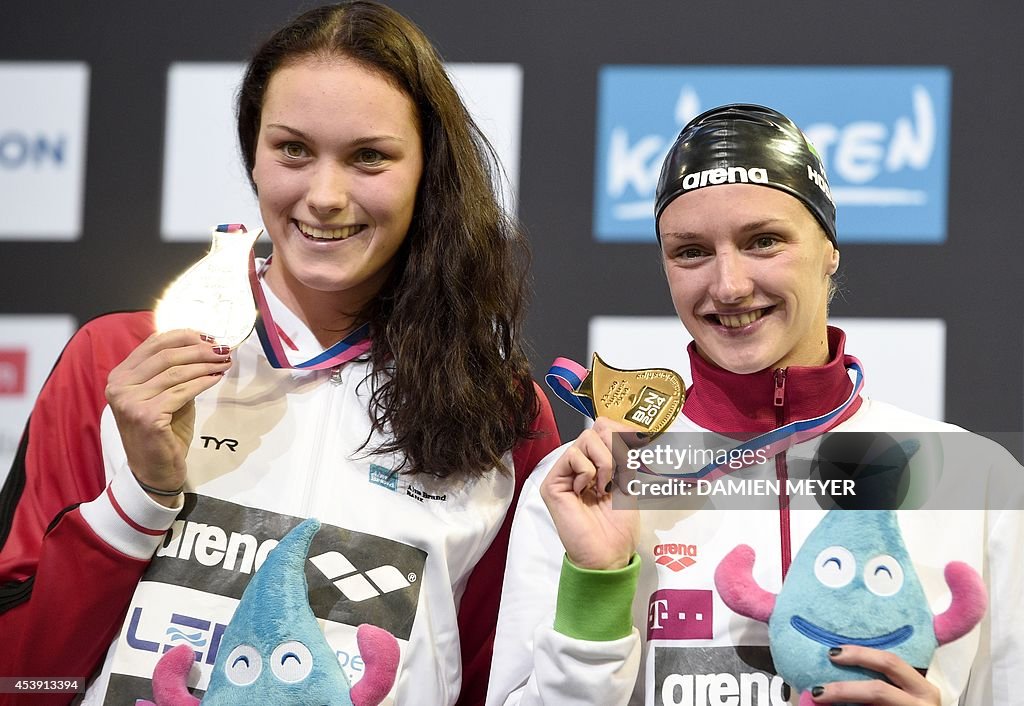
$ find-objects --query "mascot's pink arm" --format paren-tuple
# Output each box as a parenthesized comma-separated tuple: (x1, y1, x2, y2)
(714, 545, 776, 623)
(798, 691, 820, 706)
(934, 561, 988, 645)
(138, 643, 201, 706)
(350, 623, 401, 706)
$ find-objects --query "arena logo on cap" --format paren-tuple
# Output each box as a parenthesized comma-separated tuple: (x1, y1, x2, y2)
(594, 66, 950, 243)
(678, 166, 769, 191)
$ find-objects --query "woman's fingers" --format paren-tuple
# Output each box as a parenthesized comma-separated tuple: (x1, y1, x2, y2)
(577, 429, 616, 495)
(810, 645, 939, 705)
(108, 330, 230, 396)
(105, 329, 233, 497)
(591, 418, 649, 495)
(540, 420, 643, 571)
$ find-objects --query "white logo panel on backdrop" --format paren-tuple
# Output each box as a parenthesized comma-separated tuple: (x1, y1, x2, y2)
(587, 316, 945, 422)
(0, 315, 77, 485)
(0, 63, 89, 241)
(446, 63, 523, 212)
(160, 64, 260, 242)
(160, 62, 523, 242)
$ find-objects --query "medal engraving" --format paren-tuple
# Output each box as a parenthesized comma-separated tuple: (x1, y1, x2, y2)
(573, 353, 685, 437)
(154, 226, 262, 349)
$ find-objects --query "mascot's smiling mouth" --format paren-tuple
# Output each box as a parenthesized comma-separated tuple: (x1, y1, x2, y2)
(791, 615, 913, 649)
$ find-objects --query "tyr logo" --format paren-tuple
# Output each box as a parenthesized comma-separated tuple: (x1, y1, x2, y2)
(200, 436, 239, 452)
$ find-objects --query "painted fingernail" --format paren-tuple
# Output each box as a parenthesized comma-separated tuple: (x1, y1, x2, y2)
(810, 686, 824, 698)
(828, 647, 842, 657)
(636, 432, 649, 439)
(604, 481, 613, 493)
(213, 345, 230, 356)
(200, 334, 215, 343)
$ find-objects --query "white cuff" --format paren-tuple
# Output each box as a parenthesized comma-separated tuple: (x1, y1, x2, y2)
(79, 469, 182, 560)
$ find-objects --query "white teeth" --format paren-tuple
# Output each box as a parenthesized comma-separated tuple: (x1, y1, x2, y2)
(296, 222, 361, 240)
(717, 310, 765, 328)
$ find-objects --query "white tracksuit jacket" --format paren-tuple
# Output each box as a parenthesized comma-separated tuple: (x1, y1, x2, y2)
(9, 278, 557, 705)
(487, 331, 1023, 706)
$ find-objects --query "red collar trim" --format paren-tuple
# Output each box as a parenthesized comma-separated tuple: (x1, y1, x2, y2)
(683, 326, 863, 434)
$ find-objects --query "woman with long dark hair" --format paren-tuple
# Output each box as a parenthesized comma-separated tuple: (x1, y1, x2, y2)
(0, 3, 558, 704)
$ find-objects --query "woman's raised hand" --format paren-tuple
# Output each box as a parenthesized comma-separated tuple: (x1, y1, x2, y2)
(105, 330, 233, 505)
(540, 417, 645, 571)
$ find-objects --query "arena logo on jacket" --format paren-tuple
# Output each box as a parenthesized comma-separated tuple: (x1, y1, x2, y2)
(653, 542, 699, 573)
(100, 495, 426, 703)
(651, 645, 789, 706)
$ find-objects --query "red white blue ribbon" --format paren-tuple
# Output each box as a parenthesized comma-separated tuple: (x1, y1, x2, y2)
(545, 356, 596, 419)
(221, 223, 373, 371)
(671, 356, 864, 482)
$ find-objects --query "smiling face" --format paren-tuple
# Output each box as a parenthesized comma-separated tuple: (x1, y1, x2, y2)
(251, 56, 423, 326)
(658, 184, 839, 374)
(767, 510, 938, 693)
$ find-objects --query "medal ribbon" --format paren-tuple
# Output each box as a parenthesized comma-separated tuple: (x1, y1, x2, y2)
(670, 356, 864, 482)
(545, 355, 864, 482)
(220, 223, 373, 370)
(546, 356, 597, 418)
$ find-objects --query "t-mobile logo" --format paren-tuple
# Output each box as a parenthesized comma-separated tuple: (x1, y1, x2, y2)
(647, 589, 714, 640)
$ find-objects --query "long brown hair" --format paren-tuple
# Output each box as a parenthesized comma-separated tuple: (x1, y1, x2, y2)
(238, 2, 539, 479)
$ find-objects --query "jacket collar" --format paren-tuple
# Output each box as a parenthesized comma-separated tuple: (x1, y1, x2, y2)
(682, 326, 861, 435)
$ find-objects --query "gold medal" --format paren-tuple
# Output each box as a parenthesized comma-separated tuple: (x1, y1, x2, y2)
(573, 353, 686, 438)
(154, 225, 263, 349)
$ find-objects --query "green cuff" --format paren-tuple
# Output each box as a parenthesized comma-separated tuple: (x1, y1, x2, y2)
(553, 553, 640, 641)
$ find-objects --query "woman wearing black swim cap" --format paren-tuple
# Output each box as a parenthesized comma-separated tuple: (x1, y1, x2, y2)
(488, 105, 1021, 706)
(655, 104, 840, 378)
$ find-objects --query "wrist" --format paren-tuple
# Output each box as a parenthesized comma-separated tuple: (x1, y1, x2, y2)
(566, 551, 631, 571)
(132, 474, 185, 504)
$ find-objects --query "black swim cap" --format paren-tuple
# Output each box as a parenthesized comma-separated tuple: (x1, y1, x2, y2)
(655, 104, 837, 245)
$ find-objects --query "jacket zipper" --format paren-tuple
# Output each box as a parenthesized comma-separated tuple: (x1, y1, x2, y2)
(330, 365, 344, 386)
(303, 367, 342, 512)
(774, 368, 793, 579)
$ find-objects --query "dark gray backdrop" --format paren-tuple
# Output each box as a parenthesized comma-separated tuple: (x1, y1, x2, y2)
(2, 1, 1021, 455)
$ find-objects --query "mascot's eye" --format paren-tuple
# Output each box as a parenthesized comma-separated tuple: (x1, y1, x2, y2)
(224, 644, 262, 686)
(270, 640, 314, 683)
(864, 554, 904, 596)
(814, 546, 856, 588)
